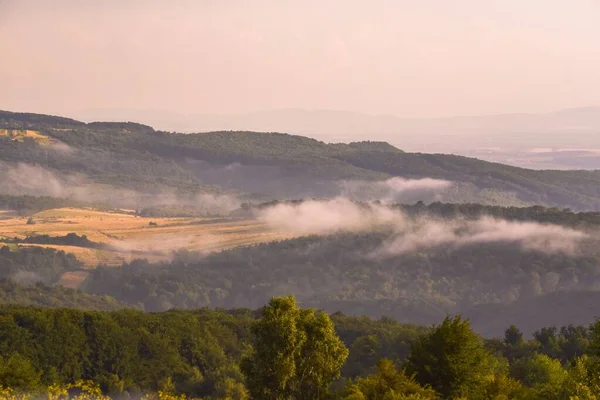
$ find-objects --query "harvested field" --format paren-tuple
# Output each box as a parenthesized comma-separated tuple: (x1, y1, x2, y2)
(0, 129, 52, 145)
(0, 207, 294, 268)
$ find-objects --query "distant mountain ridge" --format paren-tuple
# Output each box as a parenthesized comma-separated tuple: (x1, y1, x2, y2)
(71, 106, 600, 149)
(3, 109, 600, 210)
(67, 106, 600, 169)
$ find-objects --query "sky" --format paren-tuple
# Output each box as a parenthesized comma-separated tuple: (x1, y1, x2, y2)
(1, 0, 600, 118)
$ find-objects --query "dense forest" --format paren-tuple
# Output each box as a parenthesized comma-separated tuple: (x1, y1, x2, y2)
(2, 202, 600, 335)
(1, 296, 600, 399)
(4, 110, 600, 210)
(0, 279, 123, 310)
(81, 201, 600, 334)
(78, 233, 600, 333)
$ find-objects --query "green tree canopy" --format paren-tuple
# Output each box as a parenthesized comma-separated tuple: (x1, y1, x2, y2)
(509, 353, 568, 399)
(343, 358, 437, 400)
(404, 316, 497, 399)
(241, 295, 349, 400)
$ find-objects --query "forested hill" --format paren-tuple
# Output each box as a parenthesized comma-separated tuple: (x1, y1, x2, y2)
(3, 109, 600, 210)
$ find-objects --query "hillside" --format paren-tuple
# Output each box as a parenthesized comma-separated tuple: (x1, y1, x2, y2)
(0, 279, 125, 310)
(2, 202, 600, 336)
(3, 110, 600, 210)
(79, 212, 600, 331)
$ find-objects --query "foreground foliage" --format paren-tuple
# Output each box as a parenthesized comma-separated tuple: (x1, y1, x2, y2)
(1, 297, 600, 399)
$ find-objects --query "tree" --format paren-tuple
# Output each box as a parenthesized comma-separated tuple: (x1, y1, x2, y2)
(557, 325, 589, 363)
(343, 335, 382, 378)
(509, 353, 568, 399)
(0, 353, 41, 390)
(404, 316, 496, 399)
(481, 373, 526, 400)
(564, 355, 600, 399)
(533, 327, 560, 359)
(588, 320, 600, 358)
(241, 295, 348, 400)
(504, 325, 524, 346)
(343, 358, 437, 400)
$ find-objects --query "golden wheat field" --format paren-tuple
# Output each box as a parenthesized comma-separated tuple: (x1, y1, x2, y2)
(0, 207, 294, 271)
(0, 129, 52, 145)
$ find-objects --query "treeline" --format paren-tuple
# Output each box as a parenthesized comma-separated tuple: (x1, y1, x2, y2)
(0, 194, 130, 216)
(1, 233, 106, 249)
(137, 205, 230, 218)
(0, 279, 123, 310)
(0, 301, 421, 398)
(1, 297, 600, 399)
(397, 201, 600, 227)
(0, 195, 79, 215)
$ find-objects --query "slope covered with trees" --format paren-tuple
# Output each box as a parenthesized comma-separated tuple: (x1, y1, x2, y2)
(2, 203, 600, 334)
(0, 279, 124, 310)
(0, 245, 82, 285)
(4, 110, 600, 210)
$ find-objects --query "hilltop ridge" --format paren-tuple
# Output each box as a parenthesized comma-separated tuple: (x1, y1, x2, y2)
(2, 109, 600, 210)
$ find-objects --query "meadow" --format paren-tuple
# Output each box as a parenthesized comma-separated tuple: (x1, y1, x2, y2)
(0, 128, 52, 145)
(0, 207, 292, 287)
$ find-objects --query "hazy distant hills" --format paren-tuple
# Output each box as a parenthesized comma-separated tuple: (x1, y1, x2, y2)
(4, 109, 600, 210)
(72, 106, 600, 140)
(71, 107, 600, 169)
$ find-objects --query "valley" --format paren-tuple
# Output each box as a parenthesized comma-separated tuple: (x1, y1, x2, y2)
(0, 206, 292, 286)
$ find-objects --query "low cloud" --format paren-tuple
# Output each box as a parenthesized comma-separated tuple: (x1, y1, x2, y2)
(49, 141, 76, 154)
(0, 162, 240, 214)
(339, 177, 452, 203)
(257, 199, 587, 255)
(194, 193, 241, 215)
(108, 232, 226, 260)
(256, 198, 403, 235)
(0, 162, 85, 198)
(376, 216, 587, 257)
(11, 270, 44, 285)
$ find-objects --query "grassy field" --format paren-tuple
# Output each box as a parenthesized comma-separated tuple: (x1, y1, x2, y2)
(0, 210, 17, 220)
(0, 207, 292, 268)
(0, 129, 52, 145)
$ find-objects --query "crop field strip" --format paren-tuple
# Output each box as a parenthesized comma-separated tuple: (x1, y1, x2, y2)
(0, 207, 296, 271)
(0, 129, 53, 145)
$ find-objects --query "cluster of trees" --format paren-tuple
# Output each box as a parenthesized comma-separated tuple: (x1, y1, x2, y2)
(0, 279, 123, 310)
(1, 296, 600, 399)
(137, 205, 232, 218)
(0, 195, 82, 216)
(1, 233, 105, 250)
(0, 246, 81, 285)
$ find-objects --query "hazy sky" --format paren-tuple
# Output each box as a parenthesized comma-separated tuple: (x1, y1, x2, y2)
(1, 0, 599, 118)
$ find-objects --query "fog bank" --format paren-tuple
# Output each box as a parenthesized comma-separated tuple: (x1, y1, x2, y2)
(257, 198, 587, 255)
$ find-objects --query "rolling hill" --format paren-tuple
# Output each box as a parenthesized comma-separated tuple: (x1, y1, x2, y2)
(3, 109, 600, 210)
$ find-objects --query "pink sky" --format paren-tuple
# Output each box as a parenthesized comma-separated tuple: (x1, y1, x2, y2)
(1, 0, 599, 118)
